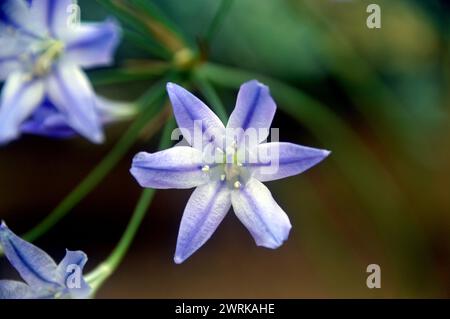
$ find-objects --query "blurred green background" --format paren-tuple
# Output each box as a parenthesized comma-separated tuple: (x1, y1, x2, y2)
(0, 0, 449, 298)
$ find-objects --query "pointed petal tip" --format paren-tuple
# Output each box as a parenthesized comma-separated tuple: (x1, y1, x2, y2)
(0, 221, 10, 237)
(64, 248, 86, 256)
(129, 166, 140, 182)
(128, 167, 141, 185)
(129, 166, 150, 189)
(105, 17, 121, 34)
(0, 130, 19, 146)
(166, 82, 186, 96)
(241, 80, 271, 94)
(174, 255, 185, 264)
(89, 131, 105, 144)
(256, 226, 291, 250)
(256, 240, 282, 249)
(166, 82, 179, 91)
(132, 151, 150, 163)
(243, 79, 265, 87)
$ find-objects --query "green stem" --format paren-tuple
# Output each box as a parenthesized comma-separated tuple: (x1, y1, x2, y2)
(86, 188, 155, 295)
(21, 80, 168, 244)
(86, 119, 176, 296)
(193, 72, 228, 123)
(122, 28, 172, 59)
(89, 63, 169, 86)
(204, 0, 235, 44)
(97, 0, 186, 54)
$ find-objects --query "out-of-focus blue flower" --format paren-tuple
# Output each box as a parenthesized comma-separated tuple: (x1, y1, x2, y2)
(0, 0, 123, 145)
(130, 80, 330, 263)
(20, 95, 136, 139)
(0, 221, 91, 299)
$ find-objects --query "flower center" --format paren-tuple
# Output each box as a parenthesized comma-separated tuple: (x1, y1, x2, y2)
(25, 38, 65, 76)
(202, 144, 250, 190)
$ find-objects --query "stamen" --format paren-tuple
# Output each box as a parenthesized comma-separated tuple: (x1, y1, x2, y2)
(234, 181, 241, 189)
(33, 40, 64, 76)
(220, 174, 226, 181)
(201, 165, 210, 172)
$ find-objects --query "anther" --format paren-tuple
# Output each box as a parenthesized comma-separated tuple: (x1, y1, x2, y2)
(234, 181, 242, 189)
(201, 165, 210, 172)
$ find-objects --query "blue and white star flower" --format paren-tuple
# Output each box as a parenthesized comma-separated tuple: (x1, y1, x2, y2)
(0, 0, 122, 144)
(130, 80, 330, 263)
(0, 222, 90, 299)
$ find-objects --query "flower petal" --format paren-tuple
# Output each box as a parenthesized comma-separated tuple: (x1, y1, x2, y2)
(0, 31, 28, 81)
(0, 280, 34, 299)
(166, 82, 225, 149)
(0, 72, 45, 145)
(0, 55, 20, 81)
(231, 178, 291, 249)
(47, 62, 103, 143)
(174, 181, 231, 263)
(0, 0, 43, 38)
(29, 0, 73, 37)
(57, 250, 91, 299)
(64, 19, 121, 69)
(0, 222, 60, 289)
(20, 102, 77, 138)
(94, 95, 136, 124)
(227, 80, 276, 145)
(247, 142, 330, 182)
(20, 95, 135, 139)
(130, 147, 209, 189)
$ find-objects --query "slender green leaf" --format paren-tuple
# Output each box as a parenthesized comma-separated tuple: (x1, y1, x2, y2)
(89, 64, 169, 86)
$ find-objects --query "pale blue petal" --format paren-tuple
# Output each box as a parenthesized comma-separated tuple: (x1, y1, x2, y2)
(0, 0, 44, 38)
(94, 95, 136, 124)
(0, 72, 45, 145)
(20, 96, 134, 139)
(226, 80, 276, 145)
(0, 222, 60, 290)
(0, 32, 26, 80)
(57, 250, 91, 299)
(29, 0, 73, 37)
(20, 102, 77, 138)
(130, 147, 210, 189)
(174, 181, 231, 263)
(247, 142, 331, 182)
(0, 9, 36, 80)
(0, 280, 34, 299)
(231, 178, 291, 249)
(166, 82, 225, 149)
(64, 19, 121, 69)
(47, 62, 104, 143)
(0, 55, 20, 81)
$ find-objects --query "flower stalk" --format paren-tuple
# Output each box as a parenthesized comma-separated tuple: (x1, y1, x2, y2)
(86, 119, 176, 296)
